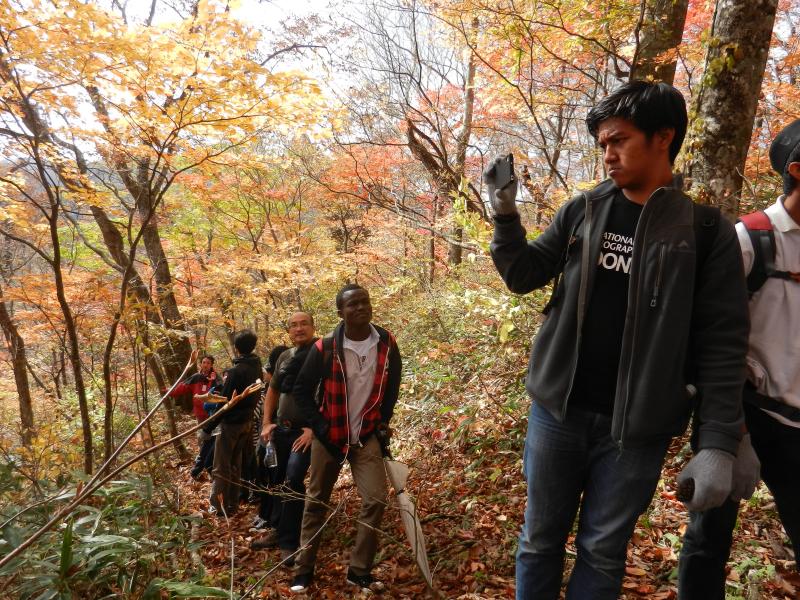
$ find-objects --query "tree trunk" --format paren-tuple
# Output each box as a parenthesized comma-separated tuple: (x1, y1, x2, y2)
(0, 292, 34, 444)
(136, 188, 193, 383)
(448, 17, 479, 266)
(631, 0, 690, 84)
(50, 205, 94, 474)
(685, 0, 778, 217)
(0, 53, 93, 471)
(87, 177, 193, 460)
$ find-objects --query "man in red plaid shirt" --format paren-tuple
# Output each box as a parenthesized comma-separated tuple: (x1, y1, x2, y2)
(289, 284, 402, 594)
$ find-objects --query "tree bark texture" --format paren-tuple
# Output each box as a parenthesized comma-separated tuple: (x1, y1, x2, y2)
(134, 182, 194, 384)
(685, 0, 778, 217)
(0, 293, 34, 444)
(631, 0, 690, 84)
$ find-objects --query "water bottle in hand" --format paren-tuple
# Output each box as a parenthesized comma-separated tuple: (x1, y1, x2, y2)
(264, 440, 278, 468)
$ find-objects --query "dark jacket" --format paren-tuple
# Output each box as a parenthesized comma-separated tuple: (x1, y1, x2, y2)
(491, 180, 750, 454)
(220, 353, 263, 424)
(293, 322, 402, 462)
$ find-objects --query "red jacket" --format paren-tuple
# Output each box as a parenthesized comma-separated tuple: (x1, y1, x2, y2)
(171, 371, 218, 421)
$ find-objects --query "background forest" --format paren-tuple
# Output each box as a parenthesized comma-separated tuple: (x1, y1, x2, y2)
(0, 0, 798, 598)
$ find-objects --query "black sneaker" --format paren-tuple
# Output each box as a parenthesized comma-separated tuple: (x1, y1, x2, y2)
(346, 569, 384, 592)
(290, 572, 313, 593)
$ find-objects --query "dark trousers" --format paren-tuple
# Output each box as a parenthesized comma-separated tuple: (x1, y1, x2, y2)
(210, 421, 251, 513)
(240, 429, 256, 500)
(271, 427, 311, 551)
(679, 400, 800, 599)
(257, 444, 281, 527)
(192, 436, 215, 475)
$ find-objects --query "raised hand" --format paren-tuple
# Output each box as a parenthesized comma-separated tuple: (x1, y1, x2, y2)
(483, 156, 519, 216)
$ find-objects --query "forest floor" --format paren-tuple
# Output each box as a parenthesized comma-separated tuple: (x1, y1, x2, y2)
(173, 417, 798, 599)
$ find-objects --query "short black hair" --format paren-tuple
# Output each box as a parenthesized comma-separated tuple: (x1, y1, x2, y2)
(586, 80, 688, 164)
(201, 354, 215, 364)
(233, 329, 257, 355)
(336, 283, 367, 310)
(266, 344, 289, 375)
(783, 146, 800, 195)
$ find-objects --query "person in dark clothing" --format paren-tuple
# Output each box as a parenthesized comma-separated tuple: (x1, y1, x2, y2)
(252, 344, 290, 529)
(678, 120, 800, 598)
(485, 81, 750, 599)
(289, 285, 402, 594)
(209, 330, 263, 516)
(167, 355, 218, 479)
(252, 312, 318, 565)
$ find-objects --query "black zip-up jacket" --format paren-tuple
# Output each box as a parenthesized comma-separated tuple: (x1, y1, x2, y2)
(491, 180, 750, 454)
(220, 353, 263, 424)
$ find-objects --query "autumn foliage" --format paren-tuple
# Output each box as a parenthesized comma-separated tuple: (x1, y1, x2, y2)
(0, 0, 799, 597)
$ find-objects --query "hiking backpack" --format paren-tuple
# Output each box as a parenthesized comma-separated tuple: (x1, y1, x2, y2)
(738, 210, 800, 296)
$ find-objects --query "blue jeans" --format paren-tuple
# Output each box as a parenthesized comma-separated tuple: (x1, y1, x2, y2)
(516, 402, 670, 600)
(192, 436, 215, 476)
(272, 426, 312, 550)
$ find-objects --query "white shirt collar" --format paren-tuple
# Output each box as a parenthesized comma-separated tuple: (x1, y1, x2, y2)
(765, 196, 800, 233)
(343, 324, 380, 350)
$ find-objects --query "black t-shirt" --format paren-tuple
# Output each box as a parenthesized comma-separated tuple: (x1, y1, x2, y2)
(569, 192, 643, 415)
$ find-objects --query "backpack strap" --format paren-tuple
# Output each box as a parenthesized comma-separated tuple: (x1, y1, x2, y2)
(739, 211, 777, 296)
(737, 210, 800, 292)
(693, 203, 721, 279)
(542, 217, 583, 315)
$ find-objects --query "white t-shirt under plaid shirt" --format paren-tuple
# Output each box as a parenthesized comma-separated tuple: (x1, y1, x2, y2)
(343, 325, 380, 444)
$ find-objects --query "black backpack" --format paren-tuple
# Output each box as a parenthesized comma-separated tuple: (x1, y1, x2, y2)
(738, 210, 800, 296)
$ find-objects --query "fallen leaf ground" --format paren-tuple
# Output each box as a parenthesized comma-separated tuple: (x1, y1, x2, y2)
(174, 418, 797, 599)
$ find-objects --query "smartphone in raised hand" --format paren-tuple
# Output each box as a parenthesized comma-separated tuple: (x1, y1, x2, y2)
(494, 154, 516, 190)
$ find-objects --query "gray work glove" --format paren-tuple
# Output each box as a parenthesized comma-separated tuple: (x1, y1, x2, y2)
(677, 448, 735, 512)
(482, 157, 519, 216)
(729, 434, 760, 502)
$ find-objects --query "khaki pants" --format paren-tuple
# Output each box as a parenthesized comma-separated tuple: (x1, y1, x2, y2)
(209, 421, 251, 513)
(295, 435, 388, 577)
